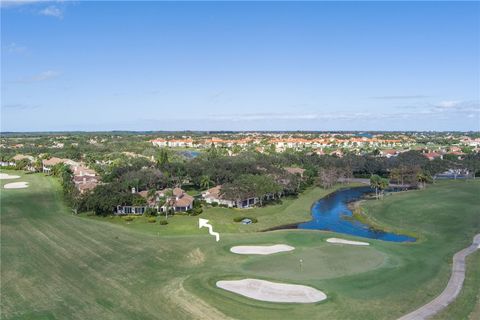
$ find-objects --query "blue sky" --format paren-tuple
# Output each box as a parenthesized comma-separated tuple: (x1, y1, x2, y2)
(1, 1, 479, 132)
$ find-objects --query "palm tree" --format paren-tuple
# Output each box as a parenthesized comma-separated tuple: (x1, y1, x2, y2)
(200, 175, 211, 190)
(379, 178, 390, 198)
(370, 175, 382, 199)
(417, 172, 428, 189)
(162, 189, 173, 219)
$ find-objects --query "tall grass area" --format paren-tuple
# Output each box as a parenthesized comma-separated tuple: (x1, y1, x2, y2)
(1, 171, 479, 320)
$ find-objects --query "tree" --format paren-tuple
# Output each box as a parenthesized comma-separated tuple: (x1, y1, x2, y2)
(316, 167, 339, 189)
(156, 148, 169, 167)
(379, 177, 389, 198)
(162, 189, 173, 219)
(232, 144, 242, 155)
(463, 153, 480, 179)
(416, 172, 432, 189)
(33, 158, 43, 172)
(84, 183, 134, 215)
(144, 207, 157, 216)
(221, 174, 281, 207)
(370, 174, 382, 199)
(200, 175, 211, 190)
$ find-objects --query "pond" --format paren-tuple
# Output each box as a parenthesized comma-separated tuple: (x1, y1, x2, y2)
(179, 150, 201, 159)
(298, 186, 415, 242)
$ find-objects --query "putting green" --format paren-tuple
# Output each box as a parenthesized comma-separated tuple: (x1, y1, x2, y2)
(241, 245, 385, 281)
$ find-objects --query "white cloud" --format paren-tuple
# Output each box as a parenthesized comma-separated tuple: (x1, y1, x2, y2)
(3, 42, 27, 54)
(1, 103, 40, 110)
(436, 100, 460, 108)
(0, 0, 49, 8)
(370, 95, 429, 100)
(38, 5, 63, 18)
(18, 70, 61, 82)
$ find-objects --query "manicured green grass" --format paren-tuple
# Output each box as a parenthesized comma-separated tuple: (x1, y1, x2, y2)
(432, 251, 480, 320)
(242, 244, 385, 281)
(1, 171, 479, 319)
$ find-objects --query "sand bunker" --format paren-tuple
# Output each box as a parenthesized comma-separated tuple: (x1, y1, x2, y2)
(230, 244, 295, 255)
(326, 238, 369, 246)
(216, 278, 326, 303)
(4, 182, 29, 189)
(0, 173, 20, 180)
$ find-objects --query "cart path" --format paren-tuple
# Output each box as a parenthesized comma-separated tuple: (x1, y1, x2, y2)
(398, 233, 480, 320)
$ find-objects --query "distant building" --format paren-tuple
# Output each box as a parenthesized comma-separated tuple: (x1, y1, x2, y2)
(423, 152, 443, 160)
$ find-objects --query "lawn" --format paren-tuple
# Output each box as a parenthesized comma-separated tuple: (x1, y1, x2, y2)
(432, 251, 480, 320)
(1, 171, 479, 319)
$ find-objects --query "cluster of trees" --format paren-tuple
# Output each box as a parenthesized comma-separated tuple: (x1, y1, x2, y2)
(369, 175, 390, 199)
(7, 135, 475, 216)
(49, 164, 80, 209)
(221, 174, 283, 206)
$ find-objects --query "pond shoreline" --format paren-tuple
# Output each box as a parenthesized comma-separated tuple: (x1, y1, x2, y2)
(263, 186, 416, 242)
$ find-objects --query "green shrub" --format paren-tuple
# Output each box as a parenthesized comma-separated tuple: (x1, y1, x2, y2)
(147, 217, 156, 223)
(145, 207, 157, 216)
(191, 207, 203, 216)
(159, 220, 168, 225)
(123, 215, 134, 222)
(211, 202, 218, 207)
(193, 200, 204, 208)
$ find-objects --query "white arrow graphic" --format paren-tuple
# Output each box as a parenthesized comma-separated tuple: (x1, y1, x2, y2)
(199, 218, 220, 242)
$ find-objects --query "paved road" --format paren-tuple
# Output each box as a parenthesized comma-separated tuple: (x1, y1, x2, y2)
(398, 233, 480, 320)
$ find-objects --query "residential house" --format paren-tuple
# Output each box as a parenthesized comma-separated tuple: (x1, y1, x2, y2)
(42, 157, 68, 174)
(379, 149, 399, 158)
(116, 187, 194, 215)
(423, 152, 443, 160)
(163, 188, 194, 212)
(202, 185, 236, 207)
(202, 185, 258, 208)
(151, 138, 168, 147)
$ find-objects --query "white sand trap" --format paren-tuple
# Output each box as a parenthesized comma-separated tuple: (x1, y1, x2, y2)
(230, 244, 294, 255)
(217, 279, 326, 303)
(4, 182, 29, 189)
(326, 238, 369, 246)
(0, 173, 20, 180)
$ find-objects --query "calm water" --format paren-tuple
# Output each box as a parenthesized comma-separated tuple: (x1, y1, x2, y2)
(180, 150, 201, 159)
(298, 187, 416, 242)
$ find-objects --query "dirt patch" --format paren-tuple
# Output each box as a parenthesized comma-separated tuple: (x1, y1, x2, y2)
(186, 248, 205, 266)
(162, 277, 231, 320)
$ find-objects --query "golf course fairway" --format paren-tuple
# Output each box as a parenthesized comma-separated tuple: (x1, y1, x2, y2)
(1, 172, 479, 319)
